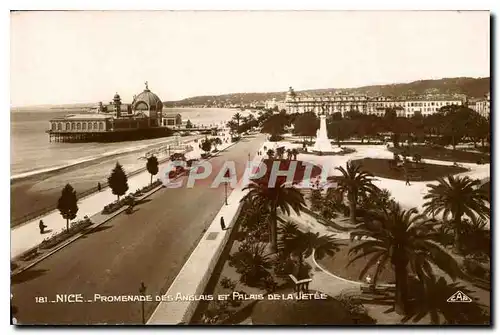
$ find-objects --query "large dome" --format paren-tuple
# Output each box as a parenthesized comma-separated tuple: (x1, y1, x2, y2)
(132, 82, 163, 111)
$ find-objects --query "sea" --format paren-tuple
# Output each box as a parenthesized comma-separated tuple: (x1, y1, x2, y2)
(10, 107, 245, 180)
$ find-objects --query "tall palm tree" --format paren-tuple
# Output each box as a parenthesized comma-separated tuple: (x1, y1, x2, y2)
(233, 112, 242, 131)
(349, 203, 462, 315)
(241, 178, 305, 252)
(334, 161, 379, 225)
(423, 175, 490, 253)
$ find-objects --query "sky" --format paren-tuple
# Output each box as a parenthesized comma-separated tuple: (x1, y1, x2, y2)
(10, 10, 490, 107)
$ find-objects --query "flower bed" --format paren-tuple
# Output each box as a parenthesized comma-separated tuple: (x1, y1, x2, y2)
(101, 195, 135, 215)
(39, 217, 93, 250)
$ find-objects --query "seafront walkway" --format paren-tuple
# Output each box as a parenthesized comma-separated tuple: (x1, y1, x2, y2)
(11, 133, 233, 259)
(11, 133, 267, 324)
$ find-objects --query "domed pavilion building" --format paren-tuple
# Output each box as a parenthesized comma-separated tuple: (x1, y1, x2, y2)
(48, 82, 180, 142)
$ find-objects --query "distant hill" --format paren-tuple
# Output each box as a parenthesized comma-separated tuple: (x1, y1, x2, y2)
(164, 77, 490, 107)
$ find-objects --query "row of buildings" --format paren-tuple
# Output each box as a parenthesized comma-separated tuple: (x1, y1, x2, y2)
(264, 87, 490, 118)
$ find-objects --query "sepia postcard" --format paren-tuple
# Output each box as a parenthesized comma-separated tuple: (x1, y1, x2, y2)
(10, 10, 491, 326)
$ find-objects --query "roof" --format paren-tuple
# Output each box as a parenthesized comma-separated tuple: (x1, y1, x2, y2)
(50, 113, 112, 121)
(132, 83, 163, 110)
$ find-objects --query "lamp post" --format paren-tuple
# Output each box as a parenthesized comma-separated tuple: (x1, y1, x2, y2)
(224, 170, 229, 205)
(139, 282, 146, 324)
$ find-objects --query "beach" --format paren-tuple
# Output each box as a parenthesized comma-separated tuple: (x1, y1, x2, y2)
(10, 107, 241, 226)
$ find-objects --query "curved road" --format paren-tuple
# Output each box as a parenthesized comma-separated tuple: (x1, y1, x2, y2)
(11, 134, 266, 325)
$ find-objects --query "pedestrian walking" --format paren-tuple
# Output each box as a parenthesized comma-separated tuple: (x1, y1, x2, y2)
(405, 174, 411, 186)
(97, 182, 102, 192)
(220, 216, 226, 230)
(39, 220, 47, 234)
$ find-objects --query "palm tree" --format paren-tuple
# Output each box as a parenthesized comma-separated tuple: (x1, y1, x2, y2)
(233, 112, 242, 132)
(349, 203, 462, 315)
(278, 221, 342, 266)
(229, 241, 273, 286)
(402, 276, 488, 325)
(241, 178, 305, 252)
(334, 161, 379, 225)
(423, 175, 490, 253)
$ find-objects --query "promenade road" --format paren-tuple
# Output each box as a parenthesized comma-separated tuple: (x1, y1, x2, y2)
(11, 134, 266, 325)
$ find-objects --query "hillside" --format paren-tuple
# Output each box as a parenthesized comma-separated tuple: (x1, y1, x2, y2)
(165, 77, 490, 107)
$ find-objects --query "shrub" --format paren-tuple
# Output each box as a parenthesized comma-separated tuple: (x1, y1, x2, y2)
(39, 217, 92, 250)
(220, 277, 237, 291)
(269, 134, 283, 142)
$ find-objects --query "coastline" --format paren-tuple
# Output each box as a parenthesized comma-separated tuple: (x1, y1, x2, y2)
(10, 134, 203, 226)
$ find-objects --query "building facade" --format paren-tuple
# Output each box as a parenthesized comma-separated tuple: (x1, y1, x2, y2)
(50, 82, 164, 133)
(162, 113, 182, 127)
(283, 86, 465, 118)
(475, 92, 490, 118)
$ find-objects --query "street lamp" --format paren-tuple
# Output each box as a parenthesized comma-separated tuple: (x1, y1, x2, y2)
(139, 282, 147, 324)
(224, 170, 230, 205)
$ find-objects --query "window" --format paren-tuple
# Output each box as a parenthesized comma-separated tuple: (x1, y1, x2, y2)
(88, 122, 93, 130)
(51, 123, 56, 130)
(82, 123, 86, 130)
(77, 123, 81, 130)
(94, 122, 98, 130)
(71, 123, 76, 130)
(99, 122, 104, 130)
(57, 123, 62, 130)
(66, 123, 70, 130)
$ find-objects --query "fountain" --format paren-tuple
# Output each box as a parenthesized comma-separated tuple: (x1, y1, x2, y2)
(309, 114, 342, 155)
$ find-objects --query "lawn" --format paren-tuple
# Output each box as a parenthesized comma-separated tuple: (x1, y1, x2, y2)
(389, 145, 490, 164)
(351, 158, 467, 182)
(317, 241, 395, 285)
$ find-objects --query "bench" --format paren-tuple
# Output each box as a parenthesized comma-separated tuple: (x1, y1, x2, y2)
(289, 274, 313, 294)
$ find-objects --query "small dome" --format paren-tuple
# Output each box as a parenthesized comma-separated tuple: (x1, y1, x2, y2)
(114, 93, 120, 99)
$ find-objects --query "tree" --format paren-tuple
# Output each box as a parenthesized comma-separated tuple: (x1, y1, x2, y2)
(108, 162, 129, 201)
(201, 138, 212, 153)
(211, 137, 222, 151)
(146, 155, 159, 185)
(439, 105, 477, 150)
(383, 108, 401, 147)
(293, 112, 319, 143)
(57, 183, 79, 231)
(423, 175, 490, 253)
(241, 177, 305, 252)
(229, 242, 273, 287)
(286, 148, 292, 160)
(233, 112, 242, 132)
(349, 204, 462, 315)
(261, 114, 288, 139)
(278, 221, 342, 277)
(309, 189, 323, 212)
(266, 149, 275, 159)
(328, 119, 355, 147)
(276, 147, 285, 160)
(334, 161, 379, 225)
(291, 148, 299, 160)
(186, 119, 193, 129)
